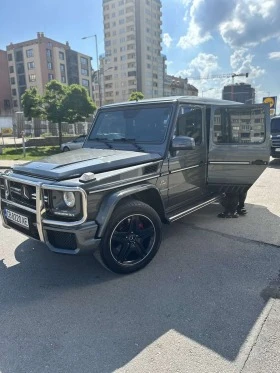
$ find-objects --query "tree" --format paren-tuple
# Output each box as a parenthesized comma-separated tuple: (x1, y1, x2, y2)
(128, 91, 144, 101)
(21, 87, 45, 120)
(43, 80, 68, 146)
(62, 84, 96, 124)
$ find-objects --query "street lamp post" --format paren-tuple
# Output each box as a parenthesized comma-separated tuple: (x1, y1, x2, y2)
(82, 34, 102, 106)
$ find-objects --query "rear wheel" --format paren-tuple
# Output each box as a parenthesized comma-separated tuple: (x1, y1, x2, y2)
(63, 146, 70, 152)
(100, 200, 162, 274)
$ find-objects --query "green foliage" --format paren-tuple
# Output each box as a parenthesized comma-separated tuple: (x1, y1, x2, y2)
(21, 87, 45, 120)
(128, 91, 144, 101)
(62, 84, 96, 123)
(2, 146, 60, 161)
(43, 80, 68, 124)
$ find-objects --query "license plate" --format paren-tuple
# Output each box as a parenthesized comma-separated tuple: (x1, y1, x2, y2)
(4, 209, 29, 229)
(276, 148, 280, 152)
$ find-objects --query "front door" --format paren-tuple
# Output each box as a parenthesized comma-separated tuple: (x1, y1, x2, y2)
(208, 104, 270, 186)
(167, 104, 207, 210)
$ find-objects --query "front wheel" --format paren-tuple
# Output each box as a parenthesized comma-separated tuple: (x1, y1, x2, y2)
(100, 200, 162, 274)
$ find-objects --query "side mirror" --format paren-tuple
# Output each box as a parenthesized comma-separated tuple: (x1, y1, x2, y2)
(171, 136, 195, 151)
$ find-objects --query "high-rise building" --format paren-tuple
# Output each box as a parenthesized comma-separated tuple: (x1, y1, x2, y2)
(222, 83, 255, 104)
(100, 0, 165, 105)
(0, 50, 12, 115)
(6, 33, 93, 112)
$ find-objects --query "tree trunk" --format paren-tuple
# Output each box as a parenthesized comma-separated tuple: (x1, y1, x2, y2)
(58, 121, 62, 147)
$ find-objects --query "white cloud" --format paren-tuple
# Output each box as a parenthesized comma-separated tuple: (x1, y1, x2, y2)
(166, 61, 173, 66)
(268, 52, 280, 60)
(178, 0, 280, 49)
(163, 33, 173, 48)
(177, 53, 220, 78)
(230, 49, 266, 80)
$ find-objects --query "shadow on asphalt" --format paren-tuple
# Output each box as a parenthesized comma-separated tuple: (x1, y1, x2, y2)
(1, 203, 280, 373)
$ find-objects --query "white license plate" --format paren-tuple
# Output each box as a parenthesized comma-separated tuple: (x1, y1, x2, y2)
(275, 148, 280, 152)
(4, 209, 29, 229)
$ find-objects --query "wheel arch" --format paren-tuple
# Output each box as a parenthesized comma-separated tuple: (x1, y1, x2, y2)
(95, 184, 167, 238)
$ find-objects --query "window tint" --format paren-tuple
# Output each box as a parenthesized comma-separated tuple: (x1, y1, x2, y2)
(271, 117, 280, 133)
(175, 106, 202, 145)
(213, 107, 265, 144)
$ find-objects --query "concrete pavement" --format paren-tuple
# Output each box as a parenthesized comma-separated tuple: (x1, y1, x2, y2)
(0, 159, 280, 372)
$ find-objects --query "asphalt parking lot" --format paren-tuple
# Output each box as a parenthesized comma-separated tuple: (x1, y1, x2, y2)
(1, 159, 280, 373)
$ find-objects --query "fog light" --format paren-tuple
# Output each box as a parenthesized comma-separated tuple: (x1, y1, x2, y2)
(63, 191, 76, 208)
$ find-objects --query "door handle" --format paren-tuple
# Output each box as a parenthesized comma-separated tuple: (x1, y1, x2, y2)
(251, 160, 268, 165)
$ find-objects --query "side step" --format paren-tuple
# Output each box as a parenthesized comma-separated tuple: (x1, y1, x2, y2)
(168, 195, 221, 222)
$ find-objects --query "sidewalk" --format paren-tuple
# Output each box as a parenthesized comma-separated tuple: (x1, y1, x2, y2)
(0, 160, 28, 169)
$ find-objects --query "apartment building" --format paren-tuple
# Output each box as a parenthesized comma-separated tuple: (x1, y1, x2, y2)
(0, 50, 12, 115)
(164, 75, 198, 97)
(6, 32, 93, 111)
(222, 83, 255, 104)
(100, 0, 165, 105)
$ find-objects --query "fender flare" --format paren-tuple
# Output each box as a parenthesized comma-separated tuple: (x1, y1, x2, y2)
(95, 184, 165, 237)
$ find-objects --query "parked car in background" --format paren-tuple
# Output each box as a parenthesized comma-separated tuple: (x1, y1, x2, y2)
(61, 135, 86, 152)
(270, 116, 280, 158)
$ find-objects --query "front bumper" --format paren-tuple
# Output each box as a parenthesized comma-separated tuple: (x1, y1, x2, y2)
(271, 147, 280, 158)
(0, 173, 101, 255)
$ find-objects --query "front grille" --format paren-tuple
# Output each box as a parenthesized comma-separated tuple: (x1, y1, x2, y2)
(47, 230, 77, 250)
(272, 139, 280, 147)
(0, 178, 4, 199)
(9, 181, 36, 209)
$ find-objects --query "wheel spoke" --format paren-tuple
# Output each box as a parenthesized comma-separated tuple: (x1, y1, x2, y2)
(138, 226, 155, 241)
(112, 231, 128, 244)
(128, 216, 138, 233)
(117, 242, 131, 263)
(134, 242, 146, 259)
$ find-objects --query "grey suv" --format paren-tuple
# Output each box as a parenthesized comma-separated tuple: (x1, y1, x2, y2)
(0, 97, 270, 273)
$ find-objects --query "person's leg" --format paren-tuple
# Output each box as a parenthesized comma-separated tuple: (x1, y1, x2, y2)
(218, 193, 239, 218)
(237, 191, 247, 215)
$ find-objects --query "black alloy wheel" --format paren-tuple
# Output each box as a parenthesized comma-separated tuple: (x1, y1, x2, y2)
(100, 200, 162, 274)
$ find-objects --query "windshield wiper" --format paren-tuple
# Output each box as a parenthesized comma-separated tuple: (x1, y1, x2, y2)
(90, 137, 113, 149)
(112, 138, 145, 152)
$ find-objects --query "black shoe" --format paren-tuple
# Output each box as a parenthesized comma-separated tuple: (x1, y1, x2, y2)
(218, 211, 239, 218)
(237, 207, 247, 216)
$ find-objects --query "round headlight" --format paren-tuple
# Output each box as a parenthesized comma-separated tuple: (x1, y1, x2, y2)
(63, 191, 76, 208)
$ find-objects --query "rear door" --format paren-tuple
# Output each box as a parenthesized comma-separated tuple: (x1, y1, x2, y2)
(208, 104, 270, 186)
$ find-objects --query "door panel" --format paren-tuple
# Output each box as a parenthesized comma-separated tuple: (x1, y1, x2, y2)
(208, 104, 270, 186)
(167, 105, 207, 209)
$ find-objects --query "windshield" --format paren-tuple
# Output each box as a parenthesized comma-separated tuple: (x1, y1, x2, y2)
(89, 105, 173, 143)
(271, 118, 280, 133)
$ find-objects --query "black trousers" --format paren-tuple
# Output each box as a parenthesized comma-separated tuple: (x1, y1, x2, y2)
(223, 191, 247, 214)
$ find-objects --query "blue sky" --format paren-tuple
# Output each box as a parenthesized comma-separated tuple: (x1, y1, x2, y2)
(1, 0, 280, 110)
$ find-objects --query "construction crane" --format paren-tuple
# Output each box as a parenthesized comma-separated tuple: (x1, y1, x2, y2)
(187, 72, 249, 84)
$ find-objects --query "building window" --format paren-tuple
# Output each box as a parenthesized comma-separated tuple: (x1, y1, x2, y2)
(27, 61, 35, 69)
(60, 64, 65, 72)
(13, 100, 18, 107)
(80, 56, 88, 65)
(11, 77, 15, 85)
(29, 74, 36, 82)
(147, 63, 151, 69)
(26, 49, 33, 58)
(48, 73, 54, 81)
(48, 62, 53, 70)
(9, 66, 14, 73)
(46, 49, 52, 58)
(59, 51, 65, 60)
(18, 75, 26, 85)
(82, 79, 89, 87)
(119, 18, 125, 24)
(81, 68, 88, 76)
(61, 76, 66, 83)
(15, 50, 23, 62)
(8, 53, 13, 61)
(12, 88, 17, 96)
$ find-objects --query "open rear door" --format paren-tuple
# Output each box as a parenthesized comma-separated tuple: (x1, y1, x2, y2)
(208, 104, 270, 187)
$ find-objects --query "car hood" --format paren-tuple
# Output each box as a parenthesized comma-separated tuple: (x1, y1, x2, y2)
(12, 148, 162, 181)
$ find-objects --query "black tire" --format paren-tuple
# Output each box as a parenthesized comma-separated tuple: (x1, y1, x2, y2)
(100, 200, 162, 274)
(63, 146, 70, 152)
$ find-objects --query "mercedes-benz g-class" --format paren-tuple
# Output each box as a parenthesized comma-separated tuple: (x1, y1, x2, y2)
(0, 97, 270, 273)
